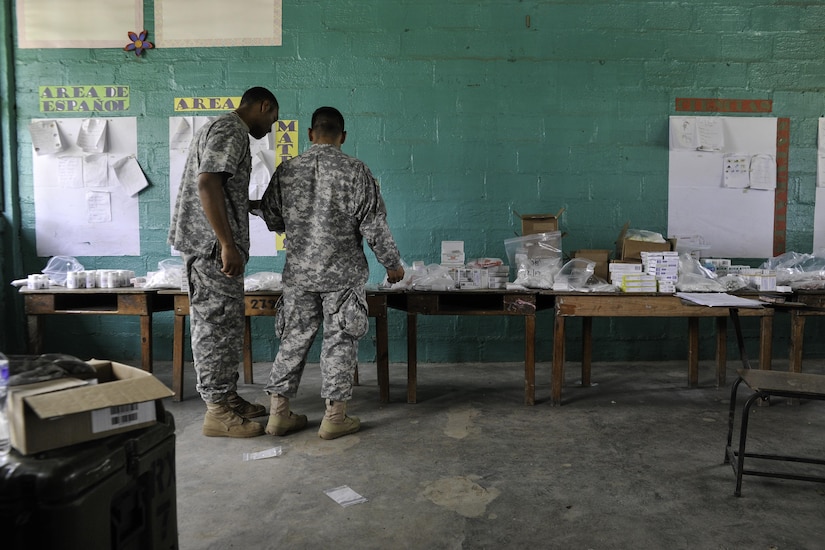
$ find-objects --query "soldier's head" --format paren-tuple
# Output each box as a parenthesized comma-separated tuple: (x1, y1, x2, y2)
(309, 106, 346, 147)
(236, 87, 279, 140)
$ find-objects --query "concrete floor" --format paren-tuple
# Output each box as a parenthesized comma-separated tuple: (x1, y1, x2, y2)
(154, 358, 825, 550)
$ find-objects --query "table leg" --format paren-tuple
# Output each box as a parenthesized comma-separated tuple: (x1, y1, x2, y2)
(26, 314, 42, 355)
(581, 317, 592, 387)
(243, 317, 254, 384)
(551, 314, 566, 406)
(688, 317, 699, 387)
(140, 314, 153, 373)
(173, 314, 185, 402)
(376, 314, 389, 404)
(759, 315, 773, 371)
(715, 317, 727, 387)
(524, 314, 535, 406)
(789, 311, 805, 374)
(407, 312, 417, 404)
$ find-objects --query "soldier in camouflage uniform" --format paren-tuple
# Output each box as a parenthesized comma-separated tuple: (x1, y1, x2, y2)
(169, 87, 280, 438)
(255, 106, 404, 440)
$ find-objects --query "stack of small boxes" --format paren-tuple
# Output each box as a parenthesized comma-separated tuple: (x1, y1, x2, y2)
(641, 251, 679, 293)
(440, 241, 511, 289)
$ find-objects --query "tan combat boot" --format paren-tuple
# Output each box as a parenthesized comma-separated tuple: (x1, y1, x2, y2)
(265, 394, 308, 436)
(202, 401, 264, 438)
(318, 399, 360, 440)
(226, 391, 267, 419)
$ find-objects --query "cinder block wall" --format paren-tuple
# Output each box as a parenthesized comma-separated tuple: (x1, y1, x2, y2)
(3, 1, 825, 364)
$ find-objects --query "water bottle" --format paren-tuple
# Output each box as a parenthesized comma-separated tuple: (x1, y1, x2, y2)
(0, 352, 9, 457)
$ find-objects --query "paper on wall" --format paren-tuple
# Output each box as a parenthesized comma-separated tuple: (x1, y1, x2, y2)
(29, 119, 64, 155)
(112, 155, 150, 196)
(58, 156, 84, 188)
(83, 153, 109, 187)
(86, 190, 112, 223)
(77, 118, 108, 153)
(722, 154, 750, 188)
(749, 154, 776, 190)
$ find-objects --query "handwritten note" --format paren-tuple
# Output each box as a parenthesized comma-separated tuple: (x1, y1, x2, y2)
(77, 118, 108, 153)
(86, 190, 112, 223)
(112, 155, 149, 196)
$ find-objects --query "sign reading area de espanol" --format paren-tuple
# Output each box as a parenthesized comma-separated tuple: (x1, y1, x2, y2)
(40, 86, 130, 112)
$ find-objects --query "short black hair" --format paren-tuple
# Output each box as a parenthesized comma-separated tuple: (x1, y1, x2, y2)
(240, 87, 279, 109)
(311, 106, 345, 137)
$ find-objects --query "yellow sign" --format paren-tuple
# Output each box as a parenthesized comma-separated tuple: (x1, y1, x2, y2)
(275, 119, 298, 167)
(174, 97, 241, 112)
(39, 86, 130, 112)
(273, 119, 298, 251)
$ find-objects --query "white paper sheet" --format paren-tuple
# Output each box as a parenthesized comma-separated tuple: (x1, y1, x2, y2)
(77, 118, 108, 153)
(29, 119, 64, 155)
(112, 155, 150, 196)
(676, 292, 764, 308)
(33, 117, 140, 256)
(16, 0, 143, 48)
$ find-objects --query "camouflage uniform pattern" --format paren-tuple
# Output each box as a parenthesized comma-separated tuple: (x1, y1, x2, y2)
(168, 112, 252, 258)
(184, 253, 245, 403)
(168, 112, 252, 403)
(266, 286, 368, 401)
(259, 143, 401, 400)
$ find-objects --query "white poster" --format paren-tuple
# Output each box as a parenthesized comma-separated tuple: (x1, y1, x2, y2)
(31, 117, 142, 256)
(668, 116, 777, 259)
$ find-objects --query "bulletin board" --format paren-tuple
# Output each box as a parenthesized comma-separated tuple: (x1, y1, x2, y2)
(667, 116, 778, 259)
(32, 117, 143, 256)
(168, 116, 279, 257)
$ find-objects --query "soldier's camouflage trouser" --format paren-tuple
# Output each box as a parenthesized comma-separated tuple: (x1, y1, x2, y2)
(265, 286, 369, 402)
(184, 253, 244, 404)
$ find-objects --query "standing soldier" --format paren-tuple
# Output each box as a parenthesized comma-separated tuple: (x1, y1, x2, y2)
(169, 87, 280, 437)
(254, 106, 404, 439)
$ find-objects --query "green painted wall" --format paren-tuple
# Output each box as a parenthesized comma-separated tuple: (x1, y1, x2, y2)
(3, 1, 825, 365)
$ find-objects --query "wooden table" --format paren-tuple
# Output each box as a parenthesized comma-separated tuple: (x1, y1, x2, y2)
(786, 290, 825, 374)
(19, 286, 175, 373)
(162, 290, 393, 403)
(386, 290, 552, 405)
(550, 293, 775, 406)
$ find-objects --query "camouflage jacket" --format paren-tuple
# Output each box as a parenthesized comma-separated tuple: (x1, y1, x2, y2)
(168, 112, 252, 258)
(259, 143, 402, 291)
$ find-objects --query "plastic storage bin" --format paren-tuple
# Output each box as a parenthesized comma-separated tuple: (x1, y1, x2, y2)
(0, 409, 177, 549)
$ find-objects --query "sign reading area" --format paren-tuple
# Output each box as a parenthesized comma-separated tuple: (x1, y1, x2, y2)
(40, 86, 130, 112)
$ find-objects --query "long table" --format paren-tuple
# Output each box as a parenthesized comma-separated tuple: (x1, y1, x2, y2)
(549, 292, 776, 406)
(386, 289, 554, 405)
(162, 290, 393, 403)
(19, 286, 175, 373)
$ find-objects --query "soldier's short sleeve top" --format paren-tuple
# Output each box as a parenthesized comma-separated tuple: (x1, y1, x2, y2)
(168, 112, 252, 257)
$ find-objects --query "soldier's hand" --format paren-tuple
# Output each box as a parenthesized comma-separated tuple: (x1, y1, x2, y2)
(220, 245, 245, 277)
(386, 266, 405, 284)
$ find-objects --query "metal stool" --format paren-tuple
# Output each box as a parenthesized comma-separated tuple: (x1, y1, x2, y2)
(724, 368, 825, 496)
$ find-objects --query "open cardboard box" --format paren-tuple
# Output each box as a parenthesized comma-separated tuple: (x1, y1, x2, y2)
(8, 359, 174, 455)
(614, 223, 677, 261)
(514, 208, 565, 235)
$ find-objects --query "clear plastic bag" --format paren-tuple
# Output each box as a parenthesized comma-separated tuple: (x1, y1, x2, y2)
(244, 272, 283, 291)
(144, 258, 185, 289)
(42, 256, 85, 285)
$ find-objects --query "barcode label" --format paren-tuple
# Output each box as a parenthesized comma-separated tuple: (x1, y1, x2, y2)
(91, 401, 156, 433)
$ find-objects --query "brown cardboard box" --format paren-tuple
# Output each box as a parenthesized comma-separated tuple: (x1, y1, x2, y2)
(8, 359, 174, 455)
(614, 223, 676, 261)
(515, 208, 565, 235)
(572, 249, 611, 280)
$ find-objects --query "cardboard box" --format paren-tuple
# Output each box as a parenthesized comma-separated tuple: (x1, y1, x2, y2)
(515, 208, 564, 236)
(615, 223, 676, 261)
(573, 249, 611, 281)
(8, 359, 174, 455)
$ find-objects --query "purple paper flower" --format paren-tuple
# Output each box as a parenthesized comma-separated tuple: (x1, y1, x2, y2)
(124, 30, 153, 57)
